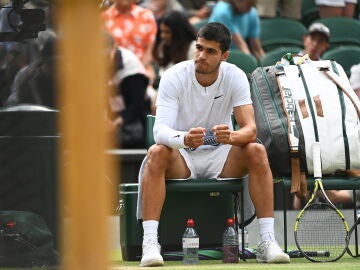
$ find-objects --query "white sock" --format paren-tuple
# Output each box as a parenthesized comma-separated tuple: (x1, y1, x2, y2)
(142, 220, 159, 242)
(258, 217, 275, 242)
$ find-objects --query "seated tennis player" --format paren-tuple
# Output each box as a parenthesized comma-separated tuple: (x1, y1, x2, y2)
(140, 22, 290, 267)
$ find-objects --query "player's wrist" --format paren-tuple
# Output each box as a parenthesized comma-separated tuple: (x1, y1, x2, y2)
(168, 132, 188, 149)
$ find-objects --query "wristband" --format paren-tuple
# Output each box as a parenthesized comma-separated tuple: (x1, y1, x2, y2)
(168, 132, 187, 149)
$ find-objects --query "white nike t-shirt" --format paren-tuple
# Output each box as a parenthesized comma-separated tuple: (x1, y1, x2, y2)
(154, 60, 252, 148)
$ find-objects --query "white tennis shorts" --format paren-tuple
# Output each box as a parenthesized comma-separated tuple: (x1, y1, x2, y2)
(179, 144, 232, 179)
(178, 145, 256, 225)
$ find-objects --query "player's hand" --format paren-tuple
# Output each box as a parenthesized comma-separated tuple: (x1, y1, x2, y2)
(212, 125, 231, 144)
(184, 127, 206, 148)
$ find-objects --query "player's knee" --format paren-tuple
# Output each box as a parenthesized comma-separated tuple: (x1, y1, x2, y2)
(147, 144, 171, 162)
(244, 143, 268, 165)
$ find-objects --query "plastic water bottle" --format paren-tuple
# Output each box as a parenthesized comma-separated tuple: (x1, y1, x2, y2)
(222, 218, 239, 263)
(238, 226, 249, 251)
(182, 218, 199, 264)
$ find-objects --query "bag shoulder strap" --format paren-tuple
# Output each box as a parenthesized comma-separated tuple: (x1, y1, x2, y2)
(321, 67, 360, 119)
(276, 70, 307, 197)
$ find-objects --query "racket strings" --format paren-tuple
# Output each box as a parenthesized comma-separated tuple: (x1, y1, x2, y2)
(295, 203, 348, 262)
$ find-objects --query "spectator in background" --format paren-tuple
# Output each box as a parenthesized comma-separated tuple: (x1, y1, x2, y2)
(102, 0, 158, 81)
(141, 0, 185, 23)
(152, 11, 196, 82)
(0, 0, 55, 105)
(5, 30, 58, 108)
(178, 0, 215, 24)
(315, 0, 357, 18)
(108, 44, 151, 148)
(256, 0, 303, 20)
(208, 0, 265, 60)
(299, 22, 330, 61)
(0, 43, 30, 105)
(350, 63, 360, 99)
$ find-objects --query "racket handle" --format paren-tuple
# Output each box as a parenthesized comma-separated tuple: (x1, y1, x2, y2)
(305, 251, 330, 257)
(312, 142, 322, 178)
(288, 250, 330, 258)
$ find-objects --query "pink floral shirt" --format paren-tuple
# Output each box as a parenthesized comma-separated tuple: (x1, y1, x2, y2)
(102, 4, 157, 61)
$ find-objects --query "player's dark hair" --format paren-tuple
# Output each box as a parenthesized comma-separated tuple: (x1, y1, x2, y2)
(197, 22, 231, 53)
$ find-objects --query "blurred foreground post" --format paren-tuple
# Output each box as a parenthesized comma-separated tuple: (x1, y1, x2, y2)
(57, 1, 113, 269)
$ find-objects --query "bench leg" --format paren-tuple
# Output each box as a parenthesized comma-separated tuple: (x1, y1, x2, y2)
(233, 187, 246, 261)
(233, 191, 239, 231)
(283, 185, 288, 253)
(353, 190, 359, 257)
(240, 186, 246, 261)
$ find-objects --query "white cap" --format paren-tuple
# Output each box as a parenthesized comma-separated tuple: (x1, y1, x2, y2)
(308, 22, 330, 41)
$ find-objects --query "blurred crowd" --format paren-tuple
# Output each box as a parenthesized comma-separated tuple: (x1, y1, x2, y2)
(0, 0, 359, 150)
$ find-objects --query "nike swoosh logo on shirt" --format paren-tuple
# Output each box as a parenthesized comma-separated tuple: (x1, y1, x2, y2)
(173, 135, 180, 138)
(214, 94, 224, 99)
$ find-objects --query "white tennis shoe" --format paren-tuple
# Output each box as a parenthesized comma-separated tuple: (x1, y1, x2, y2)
(140, 239, 164, 267)
(256, 240, 290, 263)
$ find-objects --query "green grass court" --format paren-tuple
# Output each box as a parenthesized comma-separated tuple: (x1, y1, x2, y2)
(0, 239, 357, 269)
(110, 248, 360, 270)
(112, 209, 360, 269)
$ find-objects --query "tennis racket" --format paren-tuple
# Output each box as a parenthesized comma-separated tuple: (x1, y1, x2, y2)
(346, 216, 360, 257)
(294, 142, 350, 262)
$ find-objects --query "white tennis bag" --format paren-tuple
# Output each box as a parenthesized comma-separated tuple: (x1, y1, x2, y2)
(277, 60, 360, 194)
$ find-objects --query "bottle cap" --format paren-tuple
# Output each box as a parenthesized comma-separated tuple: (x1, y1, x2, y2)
(5, 221, 16, 228)
(227, 218, 234, 226)
(186, 218, 195, 227)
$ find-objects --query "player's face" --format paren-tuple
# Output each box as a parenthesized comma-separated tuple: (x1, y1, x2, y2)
(194, 37, 229, 75)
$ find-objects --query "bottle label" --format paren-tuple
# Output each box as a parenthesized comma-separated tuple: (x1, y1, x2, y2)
(182, 238, 199, 248)
(223, 245, 239, 263)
